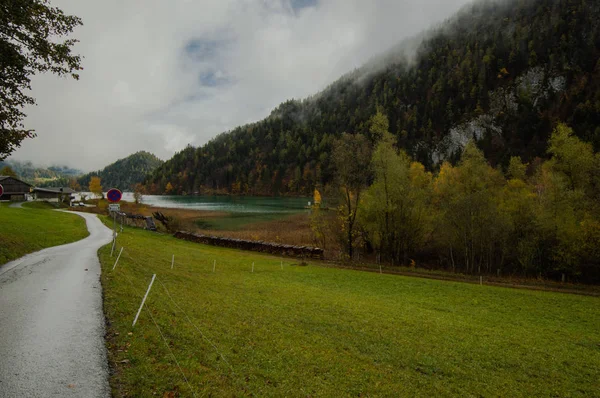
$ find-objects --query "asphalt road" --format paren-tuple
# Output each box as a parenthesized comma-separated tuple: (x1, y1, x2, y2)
(0, 211, 113, 397)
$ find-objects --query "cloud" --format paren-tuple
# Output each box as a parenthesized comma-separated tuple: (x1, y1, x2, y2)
(11, 0, 473, 171)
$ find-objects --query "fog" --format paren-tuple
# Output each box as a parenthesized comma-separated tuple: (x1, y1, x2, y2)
(10, 0, 473, 171)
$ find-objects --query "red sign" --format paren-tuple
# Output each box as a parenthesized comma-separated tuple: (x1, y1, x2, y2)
(106, 188, 122, 203)
(0, 184, 3, 197)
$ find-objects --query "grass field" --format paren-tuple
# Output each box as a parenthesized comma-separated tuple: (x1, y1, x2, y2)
(194, 211, 294, 231)
(0, 204, 89, 265)
(100, 224, 600, 397)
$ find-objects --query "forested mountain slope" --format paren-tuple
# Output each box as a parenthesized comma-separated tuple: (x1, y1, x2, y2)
(146, 0, 599, 196)
(0, 159, 82, 184)
(79, 151, 163, 191)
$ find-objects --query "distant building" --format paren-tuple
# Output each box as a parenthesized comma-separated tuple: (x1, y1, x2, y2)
(0, 176, 33, 201)
(32, 187, 76, 203)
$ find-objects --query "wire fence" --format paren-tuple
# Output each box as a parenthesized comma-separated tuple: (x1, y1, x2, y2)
(106, 234, 295, 396)
(111, 245, 260, 394)
(112, 252, 197, 397)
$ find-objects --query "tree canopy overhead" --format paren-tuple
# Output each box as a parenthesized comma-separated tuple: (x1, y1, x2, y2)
(0, 0, 83, 160)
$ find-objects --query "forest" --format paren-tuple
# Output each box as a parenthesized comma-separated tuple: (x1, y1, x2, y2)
(138, 0, 600, 283)
(144, 0, 599, 197)
(78, 151, 163, 191)
(317, 111, 600, 283)
(0, 159, 81, 184)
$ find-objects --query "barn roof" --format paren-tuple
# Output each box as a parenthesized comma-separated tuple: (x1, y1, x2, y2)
(32, 187, 76, 194)
(0, 176, 33, 186)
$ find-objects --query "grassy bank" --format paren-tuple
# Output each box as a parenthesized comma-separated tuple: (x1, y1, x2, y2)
(0, 204, 89, 265)
(100, 225, 600, 397)
(74, 199, 317, 247)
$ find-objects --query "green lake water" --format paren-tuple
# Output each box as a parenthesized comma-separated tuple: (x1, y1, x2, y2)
(121, 194, 311, 230)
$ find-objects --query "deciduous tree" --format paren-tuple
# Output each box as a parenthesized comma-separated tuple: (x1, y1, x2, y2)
(360, 119, 432, 265)
(88, 176, 102, 198)
(0, 0, 83, 159)
(133, 183, 145, 204)
(332, 133, 371, 259)
(0, 166, 18, 177)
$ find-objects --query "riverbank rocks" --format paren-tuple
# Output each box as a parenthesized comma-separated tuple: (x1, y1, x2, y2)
(173, 231, 324, 260)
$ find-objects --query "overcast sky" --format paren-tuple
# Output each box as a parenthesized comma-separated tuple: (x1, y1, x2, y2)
(10, 0, 473, 171)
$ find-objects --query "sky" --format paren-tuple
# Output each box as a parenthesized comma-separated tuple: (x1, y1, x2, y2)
(11, 0, 473, 171)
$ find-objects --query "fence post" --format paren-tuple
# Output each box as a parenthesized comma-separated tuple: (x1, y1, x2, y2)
(132, 274, 156, 327)
(112, 247, 124, 271)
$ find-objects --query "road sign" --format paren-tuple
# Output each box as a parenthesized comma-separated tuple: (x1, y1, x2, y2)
(109, 204, 120, 212)
(107, 188, 122, 203)
(0, 184, 3, 197)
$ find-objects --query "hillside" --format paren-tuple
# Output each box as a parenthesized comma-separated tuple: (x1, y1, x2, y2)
(79, 151, 163, 191)
(0, 159, 82, 185)
(145, 0, 600, 196)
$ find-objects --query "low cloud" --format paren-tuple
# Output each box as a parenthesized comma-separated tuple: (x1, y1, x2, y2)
(12, 0, 472, 171)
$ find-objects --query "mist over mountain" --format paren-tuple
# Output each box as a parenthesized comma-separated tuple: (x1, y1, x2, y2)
(145, 0, 600, 196)
(0, 159, 82, 184)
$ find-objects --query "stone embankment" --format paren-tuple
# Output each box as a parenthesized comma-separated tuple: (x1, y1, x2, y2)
(173, 231, 324, 259)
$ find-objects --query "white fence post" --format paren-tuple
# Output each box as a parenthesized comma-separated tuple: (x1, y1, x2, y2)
(132, 274, 156, 327)
(112, 247, 124, 271)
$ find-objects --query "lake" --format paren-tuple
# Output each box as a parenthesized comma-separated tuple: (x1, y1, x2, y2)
(120, 193, 311, 214)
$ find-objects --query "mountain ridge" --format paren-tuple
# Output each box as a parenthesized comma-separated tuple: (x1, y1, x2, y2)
(145, 0, 599, 196)
(0, 159, 82, 184)
(79, 151, 163, 191)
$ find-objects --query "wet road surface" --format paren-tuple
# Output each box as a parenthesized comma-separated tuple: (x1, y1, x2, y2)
(0, 211, 112, 397)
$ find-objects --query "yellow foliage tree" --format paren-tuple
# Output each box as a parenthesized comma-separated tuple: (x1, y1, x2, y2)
(69, 177, 81, 192)
(313, 189, 322, 206)
(165, 182, 174, 194)
(88, 176, 102, 198)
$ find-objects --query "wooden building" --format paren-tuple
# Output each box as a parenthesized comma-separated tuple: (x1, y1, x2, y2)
(32, 187, 76, 203)
(0, 176, 32, 201)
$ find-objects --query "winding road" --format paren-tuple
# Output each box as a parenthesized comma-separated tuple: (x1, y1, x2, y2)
(0, 211, 112, 397)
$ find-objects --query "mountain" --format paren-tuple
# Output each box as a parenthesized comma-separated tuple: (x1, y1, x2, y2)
(0, 159, 83, 184)
(145, 0, 600, 196)
(79, 151, 163, 191)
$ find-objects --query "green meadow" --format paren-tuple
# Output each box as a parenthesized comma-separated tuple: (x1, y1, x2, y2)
(100, 223, 600, 397)
(0, 203, 89, 265)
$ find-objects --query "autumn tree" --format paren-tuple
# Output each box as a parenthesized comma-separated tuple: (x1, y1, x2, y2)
(0, 166, 18, 178)
(359, 114, 432, 264)
(0, 0, 83, 160)
(530, 124, 599, 279)
(88, 176, 102, 199)
(501, 157, 540, 274)
(433, 142, 506, 274)
(133, 183, 145, 204)
(313, 189, 322, 206)
(68, 177, 81, 192)
(332, 133, 371, 258)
